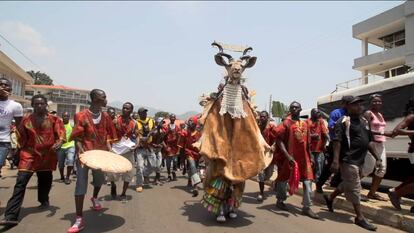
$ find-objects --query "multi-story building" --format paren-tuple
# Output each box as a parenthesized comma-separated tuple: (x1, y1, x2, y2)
(318, 1, 414, 161)
(0, 50, 33, 105)
(353, 1, 414, 84)
(25, 85, 90, 117)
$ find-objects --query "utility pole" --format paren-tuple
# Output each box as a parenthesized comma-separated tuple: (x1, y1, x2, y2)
(269, 95, 272, 116)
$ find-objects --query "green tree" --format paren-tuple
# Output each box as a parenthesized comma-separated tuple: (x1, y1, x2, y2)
(26, 70, 54, 85)
(271, 101, 288, 118)
(154, 111, 169, 119)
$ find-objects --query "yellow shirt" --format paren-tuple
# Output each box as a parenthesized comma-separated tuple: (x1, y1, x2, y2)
(136, 117, 155, 144)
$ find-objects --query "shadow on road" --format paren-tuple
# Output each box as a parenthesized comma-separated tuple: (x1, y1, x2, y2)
(61, 208, 125, 232)
(181, 200, 254, 227)
(20, 205, 60, 219)
(171, 185, 191, 194)
(0, 205, 60, 221)
(242, 191, 274, 205)
(317, 210, 353, 224)
(257, 203, 302, 218)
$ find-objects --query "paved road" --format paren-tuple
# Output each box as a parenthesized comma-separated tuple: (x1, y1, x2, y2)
(0, 168, 403, 233)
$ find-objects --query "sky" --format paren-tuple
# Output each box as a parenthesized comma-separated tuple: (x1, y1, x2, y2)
(0, 1, 404, 115)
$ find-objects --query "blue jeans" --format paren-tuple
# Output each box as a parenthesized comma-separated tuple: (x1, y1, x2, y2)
(57, 146, 76, 169)
(187, 157, 201, 186)
(276, 180, 313, 208)
(311, 152, 325, 183)
(74, 159, 105, 196)
(0, 142, 11, 167)
(135, 148, 161, 186)
(166, 155, 178, 175)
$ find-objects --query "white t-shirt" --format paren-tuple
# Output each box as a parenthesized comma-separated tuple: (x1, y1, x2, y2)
(0, 100, 23, 142)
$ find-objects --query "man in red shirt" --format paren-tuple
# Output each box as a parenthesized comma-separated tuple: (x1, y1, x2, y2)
(107, 102, 138, 201)
(178, 116, 202, 197)
(306, 108, 329, 185)
(275, 102, 319, 219)
(163, 114, 181, 181)
(67, 89, 117, 233)
(0, 95, 64, 226)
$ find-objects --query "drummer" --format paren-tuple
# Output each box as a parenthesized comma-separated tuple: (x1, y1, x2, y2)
(67, 89, 117, 233)
(107, 102, 138, 202)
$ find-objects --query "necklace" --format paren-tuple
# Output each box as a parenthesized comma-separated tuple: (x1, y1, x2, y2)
(88, 109, 101, 118)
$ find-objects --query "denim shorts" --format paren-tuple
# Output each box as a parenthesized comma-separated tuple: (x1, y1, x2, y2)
(0, 142, 11, 167)
(57, 146, 76, 168)
(74, 159, 106, 196)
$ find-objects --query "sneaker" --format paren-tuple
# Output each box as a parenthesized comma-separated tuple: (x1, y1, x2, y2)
(216, 215, 226, 223)
(172, 172, 177, 181)
(60, 177, 65, 183)
(228, 211, 237, 219)
(257, 194, 264, 202)
(192, 189, 199, 197)
(388, 191, 401, 210)
(168, 175, 172, 182)
(136, 186, 143, 193)
(354, 218, 377, 231)
(360, 195, 369, 202)
(67, 217, 85, 233)
(38, 201, 50, 210)
(276, 201, 289, 211)
(316, 185, 323, 194)
(90, 197, 102, 211)
(323, 195, 334, 212)
(302, 208, 320, 219)
(0, 218, 19, 226)
(120, 195, 127, 203)
(65, 178, 72, 185)
(143, 177, 150, 185)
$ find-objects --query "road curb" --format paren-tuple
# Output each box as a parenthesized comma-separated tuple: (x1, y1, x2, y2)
(249, 177, 414, 232)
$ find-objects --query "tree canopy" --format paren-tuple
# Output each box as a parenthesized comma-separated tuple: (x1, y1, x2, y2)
(26, 70, 54, 85)
(271, 101, 288, 118)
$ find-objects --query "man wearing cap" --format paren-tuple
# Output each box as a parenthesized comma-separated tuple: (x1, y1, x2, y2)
(316, 95, 353, 193)
(135, 107, 155, 192)
(323, 96, 382, 231)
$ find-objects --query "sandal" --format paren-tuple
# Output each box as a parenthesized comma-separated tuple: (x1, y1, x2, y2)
(367, 193, 387, 201)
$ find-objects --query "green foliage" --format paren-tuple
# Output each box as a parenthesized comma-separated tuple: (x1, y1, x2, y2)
(154, 111, 170, 119)
(271, 101, 288, 118)
(26, 70, 54, 85)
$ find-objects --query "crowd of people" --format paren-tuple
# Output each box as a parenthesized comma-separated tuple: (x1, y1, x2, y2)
(0, 65, 414, 233)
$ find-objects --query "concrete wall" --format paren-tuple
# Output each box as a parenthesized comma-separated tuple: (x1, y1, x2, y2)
(353, 45, 406, 70)
(405, 1, 414, 67)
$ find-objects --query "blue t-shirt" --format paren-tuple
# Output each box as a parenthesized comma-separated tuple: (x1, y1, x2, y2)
(328, 108, 346, 139)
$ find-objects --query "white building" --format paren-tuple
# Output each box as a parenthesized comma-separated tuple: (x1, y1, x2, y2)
(25, 85, 90, 117)
(0, 50, 33, 105)
(353, 1, 414, 84)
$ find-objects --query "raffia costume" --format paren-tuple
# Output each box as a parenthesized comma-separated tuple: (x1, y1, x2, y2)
(199, 45, 271, 216)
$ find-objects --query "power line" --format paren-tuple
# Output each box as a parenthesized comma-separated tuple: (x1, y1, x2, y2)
(0, 33, 40, 68)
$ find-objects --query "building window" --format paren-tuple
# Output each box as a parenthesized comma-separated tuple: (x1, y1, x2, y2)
(57, 104, 77, 118)
(384, 65, 410, 78)
(380, 30, 405, 49)
(25, 90, 34, 96)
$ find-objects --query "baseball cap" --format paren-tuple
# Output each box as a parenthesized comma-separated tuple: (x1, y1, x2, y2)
(341, 95, 354, 104)
(138, 107, 148, 113)
(348, 96, 364, 104)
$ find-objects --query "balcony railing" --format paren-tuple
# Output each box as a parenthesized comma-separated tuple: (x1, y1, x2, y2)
(333, 65, 409, 93)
